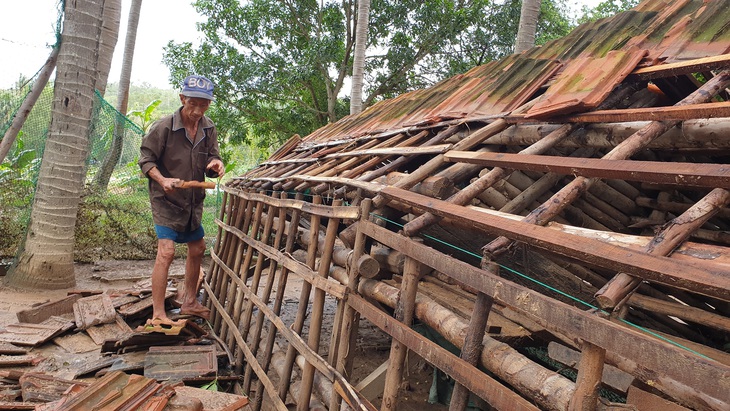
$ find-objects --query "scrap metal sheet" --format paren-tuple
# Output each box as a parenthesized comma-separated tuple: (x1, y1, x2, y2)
(143, 345, 217, 381)
(526, 49, 647, 118)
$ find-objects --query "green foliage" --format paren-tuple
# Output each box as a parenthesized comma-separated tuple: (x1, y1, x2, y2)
(74, 192, 158, 262)
(127, 99, 163, 133)
(163, 0, 575, 147)
(577, 0, 640, 24)
(435, 0, 574, 78)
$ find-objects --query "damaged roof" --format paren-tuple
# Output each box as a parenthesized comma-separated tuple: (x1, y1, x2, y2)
(224, 0, 730, 408)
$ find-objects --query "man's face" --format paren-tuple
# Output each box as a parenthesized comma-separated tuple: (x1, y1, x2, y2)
(180, 96, 211, 122)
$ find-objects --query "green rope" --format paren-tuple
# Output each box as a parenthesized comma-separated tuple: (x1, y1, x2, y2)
(367, 212, 712, 360)
(264, 188, 711, 359)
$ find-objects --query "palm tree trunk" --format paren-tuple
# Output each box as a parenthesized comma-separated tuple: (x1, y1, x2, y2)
(97, 0, 122, 96)
(7, 0, 106, 289)
(350, 0, 371, 115)
(92, 0, 142, 191)
(515, 0, 541, 54)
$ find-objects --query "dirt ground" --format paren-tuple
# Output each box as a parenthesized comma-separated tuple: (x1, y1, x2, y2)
(0, 259, 447, 410)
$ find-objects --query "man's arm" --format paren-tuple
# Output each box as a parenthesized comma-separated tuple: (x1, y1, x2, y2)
(147, 166, 181, 193)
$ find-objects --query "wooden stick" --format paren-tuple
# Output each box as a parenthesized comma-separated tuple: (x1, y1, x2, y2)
(448, 282, 495, 411)
(297, 199, 343, 411)
(403, 123, 575, 236)
(381, 247, 423, 411)
(372, 119, 510, 208)
(568, 342, 606, 411)
(596, 188, 730, 309)
(244, 192, 287, 392)
(175, 180, 217, 189)
(252, 193, 304, 411)
(277, 196, 322, 401)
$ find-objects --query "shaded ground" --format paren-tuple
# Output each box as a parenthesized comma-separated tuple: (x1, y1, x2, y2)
(0, 259, 447, 410)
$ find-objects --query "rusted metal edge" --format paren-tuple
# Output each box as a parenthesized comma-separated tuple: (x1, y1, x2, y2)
(222, 186, 360, 219)
(347, 294, 539, 411)
(444, 150, 730, 189)
(359, 220, 730, 408)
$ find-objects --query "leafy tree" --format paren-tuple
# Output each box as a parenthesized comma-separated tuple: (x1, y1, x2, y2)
(577, 0, 640, 24)
(436, 0, 573, 77)
(163, 0, 500, 146)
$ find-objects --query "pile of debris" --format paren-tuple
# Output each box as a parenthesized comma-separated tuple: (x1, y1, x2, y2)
(0, 280, 250, 410)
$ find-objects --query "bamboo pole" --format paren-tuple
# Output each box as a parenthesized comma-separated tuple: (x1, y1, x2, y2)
(297, 199, 343, 411)
(483, 70, 730, 259)
(203, 189, 232, 306)
(252, 193, 304, 411)
(381, 248, 424, 411)
(278, 195, 322, 401)
(403, 123, 575, 236)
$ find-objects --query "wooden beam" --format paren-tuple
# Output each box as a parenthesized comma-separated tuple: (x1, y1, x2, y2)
(358, 220, 730, 410)
(630, 54, 730, 80)
(382, 187, 730, 301)
(348, 294, 540, 411)
(323, 143, 451, 158)
(555, 102, 730, 124)
(444, 150, 730, 189)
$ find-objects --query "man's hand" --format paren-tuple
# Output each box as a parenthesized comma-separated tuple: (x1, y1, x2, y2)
(206, 159, 225, 178)
(162, 177, 182, 192)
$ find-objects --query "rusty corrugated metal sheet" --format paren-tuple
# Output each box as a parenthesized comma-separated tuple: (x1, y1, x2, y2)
(526, 49, 647, 118)
(247, 0, 730, 165)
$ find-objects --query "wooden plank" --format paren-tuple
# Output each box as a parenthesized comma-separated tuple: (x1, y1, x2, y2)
(224, 186, 360, 219)
(630, 54, 730, 80)
(358, 220, 730, 409)
(444, 150, 730, 189)
(348, 294, 539, 411)
(323, 144, 451, 158)
(534, 102, 730, 124)
(380, 187, 730, 301)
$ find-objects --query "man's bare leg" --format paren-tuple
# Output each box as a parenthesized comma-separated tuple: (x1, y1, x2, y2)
(180, 237, 210, 320)
(151, 239, 176, 321)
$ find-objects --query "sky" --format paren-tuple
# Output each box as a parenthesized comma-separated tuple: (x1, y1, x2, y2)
(1, 0, 603, 90)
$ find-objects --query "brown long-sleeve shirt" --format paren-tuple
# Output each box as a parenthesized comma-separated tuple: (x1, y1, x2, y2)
(138, 108, 221, 232)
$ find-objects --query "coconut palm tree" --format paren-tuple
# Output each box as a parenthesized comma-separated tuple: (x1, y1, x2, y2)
(515, 0, 542, 54)
(93, 0, 142, 191)
(7, 0, 110, 289)
(350, 0, 371, 115)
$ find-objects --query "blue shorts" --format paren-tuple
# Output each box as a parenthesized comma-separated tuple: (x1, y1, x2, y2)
(154, 225, 205, 243)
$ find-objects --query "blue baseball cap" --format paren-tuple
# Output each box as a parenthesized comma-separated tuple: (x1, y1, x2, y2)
(181, 75, 215, 100)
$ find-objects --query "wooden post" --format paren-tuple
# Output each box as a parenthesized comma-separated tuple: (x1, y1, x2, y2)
(448, 269, 495, 410)
(203, 189, 232, 306)
(381, 246, 424, 411)
(330, 199, 371, 411)
(252, 193, 304, 411)
(297, 199, 343, 411)
(277, 195, 322, 402)
(568, 341, 607, 411)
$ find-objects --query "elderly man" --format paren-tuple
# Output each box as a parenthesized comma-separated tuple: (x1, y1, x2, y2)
(138, 75, 225, 322)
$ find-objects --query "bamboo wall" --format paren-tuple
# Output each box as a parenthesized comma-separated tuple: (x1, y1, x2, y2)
(203, 187, 730, 411)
